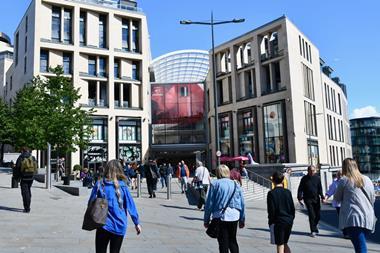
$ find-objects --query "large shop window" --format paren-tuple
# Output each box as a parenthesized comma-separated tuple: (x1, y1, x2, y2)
(151, 83, 205, 144)
(238, 109, 257, 162)
(219, 114, 232, 156)
(82, 118, 108, 169)
(263, 102, 287, 163)
(118, 119, 141, 162)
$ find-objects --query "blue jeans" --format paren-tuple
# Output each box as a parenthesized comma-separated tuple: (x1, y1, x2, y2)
(344, 227, 369, 253)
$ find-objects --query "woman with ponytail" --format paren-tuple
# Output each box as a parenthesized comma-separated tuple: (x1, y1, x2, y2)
(88, 159, 141, 253)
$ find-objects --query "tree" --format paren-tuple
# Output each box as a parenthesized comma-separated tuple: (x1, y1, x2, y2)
(0, 98, 15, 163)
(13, 67, 94, 172)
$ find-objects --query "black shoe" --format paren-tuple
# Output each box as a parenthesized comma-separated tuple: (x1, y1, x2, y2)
(153, 193, 156, 198)
(181, 191, 184, 194)
(149, 195, 153, 198)
(23, 209, 30, 213)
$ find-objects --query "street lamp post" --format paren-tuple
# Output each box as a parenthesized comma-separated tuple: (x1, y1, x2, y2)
(180, 13, 244, 168)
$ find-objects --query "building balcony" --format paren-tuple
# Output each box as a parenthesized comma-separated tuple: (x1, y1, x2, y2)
(79, 71, 108, 80)
(64, 0, 142, 12)
(84, 98, 108, 108)
(114, 100, 129, 108)
(260, 49, 285, 62)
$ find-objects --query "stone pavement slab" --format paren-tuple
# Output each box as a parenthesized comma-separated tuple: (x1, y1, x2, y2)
(0, 168, 379, 253)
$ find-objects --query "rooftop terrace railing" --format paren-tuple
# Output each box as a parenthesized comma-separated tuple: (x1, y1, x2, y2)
(65, 0, 142, 12)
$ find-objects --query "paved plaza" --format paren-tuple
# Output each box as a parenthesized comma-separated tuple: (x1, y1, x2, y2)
(0, 168, 379, 253)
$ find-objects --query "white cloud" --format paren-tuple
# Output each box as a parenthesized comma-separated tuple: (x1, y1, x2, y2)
(351, 106, 380, 119)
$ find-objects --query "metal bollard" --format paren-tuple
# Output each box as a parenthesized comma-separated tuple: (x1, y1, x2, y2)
(137, 174, 141, 198)
(167, 174, 172, 200)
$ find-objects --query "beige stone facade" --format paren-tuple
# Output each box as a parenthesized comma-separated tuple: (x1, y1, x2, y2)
(5, 0, 151, 168)
(207, 16, 351, 167)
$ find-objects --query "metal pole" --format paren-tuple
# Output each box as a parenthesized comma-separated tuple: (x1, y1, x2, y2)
(137, 173, 141, 198)
(46, 143, 51, 189)
(211, 12, 220, 168)
(167, 174, 172, 200)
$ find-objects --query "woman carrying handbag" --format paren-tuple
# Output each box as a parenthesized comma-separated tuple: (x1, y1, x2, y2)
(86, 159, 142, 253)
(334, 158, 377, 253)
(204, 164, 245, 253)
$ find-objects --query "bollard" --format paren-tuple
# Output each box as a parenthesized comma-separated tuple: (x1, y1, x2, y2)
(167, 174, 172, 200)
(137, 174, 141, 198)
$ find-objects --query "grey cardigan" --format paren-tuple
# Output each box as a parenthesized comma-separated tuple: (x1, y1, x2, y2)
(334, 175, 376, 232)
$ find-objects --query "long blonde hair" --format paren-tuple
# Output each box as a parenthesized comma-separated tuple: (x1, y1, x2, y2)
(103, 159, 127, 207)
(342, 158, 364, 188)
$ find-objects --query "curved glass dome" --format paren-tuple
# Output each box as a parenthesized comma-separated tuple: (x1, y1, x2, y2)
(151, 49, 209, 83)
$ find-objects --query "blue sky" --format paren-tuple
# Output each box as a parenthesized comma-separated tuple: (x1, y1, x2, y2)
(1, 0, 379, 117)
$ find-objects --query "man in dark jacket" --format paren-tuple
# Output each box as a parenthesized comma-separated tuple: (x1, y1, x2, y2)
(144, 160, 160, 198)
(297, 165, 324, 237)
(15, 147, 37, 213)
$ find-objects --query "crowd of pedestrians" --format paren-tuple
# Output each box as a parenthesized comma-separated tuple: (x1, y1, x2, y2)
(10, 147, 378, 253)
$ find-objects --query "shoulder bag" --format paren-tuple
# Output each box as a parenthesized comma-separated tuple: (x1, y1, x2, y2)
(360, 186, 378, 230)
(206, 182, 237, 238)
(82, 180, 109, 231)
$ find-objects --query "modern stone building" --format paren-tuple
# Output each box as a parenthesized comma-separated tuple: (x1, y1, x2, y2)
(149, 49, 209, 165)
(351, 117, 380, 173)
(0, 32, 13, 101)
(4, 0, 151, 169)
(207, 16, 351, 167)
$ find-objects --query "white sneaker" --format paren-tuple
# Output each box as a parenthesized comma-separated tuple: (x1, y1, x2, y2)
(310, 232, 317, 237)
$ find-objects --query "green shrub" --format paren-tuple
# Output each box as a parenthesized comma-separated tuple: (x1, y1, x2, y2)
(73, 164, 82, 171)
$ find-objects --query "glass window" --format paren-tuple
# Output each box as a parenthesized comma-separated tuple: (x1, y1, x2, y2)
(24, 56, 27, 74)
(80, 12, 86, 45)
(40, 50, 48, 72)
(132, 21, 139, 52)
(15, 33, 19, 65)
(119, 145, 141, 162)
(118, 120, 141, 142)
(180, 86, 188, 97)
(52, 6, 61, 42)
(219, 114, 232, 156)
(304, 101, 317, 137)
(238, 109, 257, 162)
(114, 60, 120, 78)
(88, 56, 96, 76)
(90, 119, 108, 142)
(99, 15, 107, 48)
(99, 57, 106, 77)
(264, 102, 287, 163)
(122, 19, 129, 50)
(63, 53, 71, 74)
(25, 36, 27, 53)
(64, 9, 72, 43)
(132, 61, 139, 80)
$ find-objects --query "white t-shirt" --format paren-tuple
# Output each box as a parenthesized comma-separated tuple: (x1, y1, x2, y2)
(195, 166, 210, 185)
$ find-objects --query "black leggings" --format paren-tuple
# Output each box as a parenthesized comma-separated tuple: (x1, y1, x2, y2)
(217, 220, 239, 253)
(96, 228, 124, 253)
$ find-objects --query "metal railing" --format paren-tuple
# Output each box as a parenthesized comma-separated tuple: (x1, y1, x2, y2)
(66, 0, 142, 12)
(246, 167, 272, 189)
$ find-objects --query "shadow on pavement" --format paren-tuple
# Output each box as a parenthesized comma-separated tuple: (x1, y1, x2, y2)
(179, 216, 203, 221)
(161, 204, 197, 211)
(0, 205, 24, 213)
(247, 227, 338, 238)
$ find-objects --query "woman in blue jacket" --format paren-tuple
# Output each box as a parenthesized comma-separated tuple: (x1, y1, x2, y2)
(88, 159, 141, 253)
(204, 164, 245, 253)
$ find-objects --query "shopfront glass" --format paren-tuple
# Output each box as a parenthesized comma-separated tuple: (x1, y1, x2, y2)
(263, 102, 287, 163)
(219, 114, 232, 156)
(238, 108, 257, 162)
(82, 118, 108, 170)
(118, 119, 142, 162)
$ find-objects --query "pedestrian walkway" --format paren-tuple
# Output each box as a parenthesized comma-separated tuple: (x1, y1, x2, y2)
(0, 168, 379, 253)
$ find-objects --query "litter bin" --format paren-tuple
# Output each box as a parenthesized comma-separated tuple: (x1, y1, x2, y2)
(62, 176, 70, 185)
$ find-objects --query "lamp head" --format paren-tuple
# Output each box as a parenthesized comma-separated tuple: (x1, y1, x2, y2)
(232, 18, 245, 23)
(180, 20, 192, 25)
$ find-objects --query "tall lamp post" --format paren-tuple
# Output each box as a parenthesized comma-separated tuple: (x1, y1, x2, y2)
(180, 13, 244, 168)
